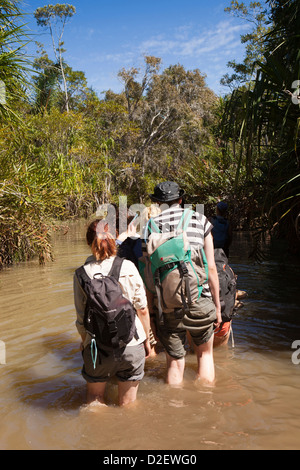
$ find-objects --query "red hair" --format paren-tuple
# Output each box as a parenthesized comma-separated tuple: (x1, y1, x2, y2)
(86, 219, 117, 261)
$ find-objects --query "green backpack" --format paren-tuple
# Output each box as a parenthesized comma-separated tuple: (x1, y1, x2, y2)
(143, 208, 208, 324)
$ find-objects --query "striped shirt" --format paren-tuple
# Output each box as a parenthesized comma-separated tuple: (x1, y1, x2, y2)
(143, 204, 213, 298)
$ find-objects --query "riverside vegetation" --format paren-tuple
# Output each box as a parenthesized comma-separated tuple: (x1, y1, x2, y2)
(0, 0, 299, 268)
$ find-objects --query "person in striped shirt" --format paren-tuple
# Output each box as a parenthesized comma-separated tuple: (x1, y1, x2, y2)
(144, 181, 222, 386)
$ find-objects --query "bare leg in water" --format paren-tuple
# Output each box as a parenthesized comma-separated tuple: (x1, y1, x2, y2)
(86, 381, 140, 407)
(165, 335, 215, 386)
(166, 354, 185, 385)
(86, 382, 107, 405)
(194, 334, 215, 385)
(118, 381, 140, 406)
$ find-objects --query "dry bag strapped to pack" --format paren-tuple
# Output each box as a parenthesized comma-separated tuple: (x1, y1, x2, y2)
(144, 208, 209, 325)
(214, 248, 237, 323)
(75, 257, 138, 368)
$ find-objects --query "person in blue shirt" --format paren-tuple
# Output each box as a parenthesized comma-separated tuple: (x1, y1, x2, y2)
(210, 202, 232, 258)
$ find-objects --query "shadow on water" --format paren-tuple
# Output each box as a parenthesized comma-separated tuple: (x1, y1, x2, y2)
(9, 333, 167, 413)
(228, 232, 300, 353)
(9, 333, 86, 413)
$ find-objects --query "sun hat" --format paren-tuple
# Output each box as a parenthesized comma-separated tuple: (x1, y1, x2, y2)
(149, 181, 185, 203)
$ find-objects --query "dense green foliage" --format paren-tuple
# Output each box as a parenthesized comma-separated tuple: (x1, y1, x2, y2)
(221, 0, 300, 252)
(0, 0, 299, 267)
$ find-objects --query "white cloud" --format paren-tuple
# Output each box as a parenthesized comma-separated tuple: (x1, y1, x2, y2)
(71, 18, 250, 95)
(139, 20, 248, 59)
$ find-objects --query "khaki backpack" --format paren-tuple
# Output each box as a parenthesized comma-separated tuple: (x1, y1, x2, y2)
(139, 208, 208, 324)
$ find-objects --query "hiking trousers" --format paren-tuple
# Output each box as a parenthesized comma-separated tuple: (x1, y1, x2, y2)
(156, 296, 217, 360)
(81, 343, 145, 383)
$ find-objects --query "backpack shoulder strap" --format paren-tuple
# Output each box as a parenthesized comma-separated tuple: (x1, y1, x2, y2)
(75, 265, 91, 285)
(108, 256, 124, 281)
(176, 208, 193, 232)
(148, 217, 161, 235)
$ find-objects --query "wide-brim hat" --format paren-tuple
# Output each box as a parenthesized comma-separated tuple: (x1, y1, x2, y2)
(149, 181, 185, 203)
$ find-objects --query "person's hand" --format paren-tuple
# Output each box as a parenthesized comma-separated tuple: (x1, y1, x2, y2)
(213, 307, 222, 330)
(144, 338, 151, 358)
(150, 316, 158, 341)
(116, 231, 128, 242)
(127, 222, 137, 238)
(117, 223, 137, 243)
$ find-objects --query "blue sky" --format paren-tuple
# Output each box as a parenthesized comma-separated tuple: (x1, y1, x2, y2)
(21, 0, 252, 96)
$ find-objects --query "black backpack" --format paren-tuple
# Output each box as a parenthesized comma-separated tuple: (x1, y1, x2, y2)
(214, 248, 237, 323)
(75, 257, 138, 364)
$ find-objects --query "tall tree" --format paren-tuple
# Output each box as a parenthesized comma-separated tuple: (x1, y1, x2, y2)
(34, 3, 76, 112)
(0, 0, 30, 121)
(117, 57, 216, 200)
(118, 55, 162, 121)
(221, 1, 271, 89)
(60, 65, 88, 111)
(32, 42, 61, 113)
(221, 0, 300, 250)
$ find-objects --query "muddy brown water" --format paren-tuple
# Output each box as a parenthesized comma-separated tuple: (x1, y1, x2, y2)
(1, 223, 300, 450)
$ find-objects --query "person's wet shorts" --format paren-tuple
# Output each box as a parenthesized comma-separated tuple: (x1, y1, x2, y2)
(156, 297, 217, 360)
(82, 343, 145, 383)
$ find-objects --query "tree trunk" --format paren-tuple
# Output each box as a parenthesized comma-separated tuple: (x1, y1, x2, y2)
(59, 53, 69, 112)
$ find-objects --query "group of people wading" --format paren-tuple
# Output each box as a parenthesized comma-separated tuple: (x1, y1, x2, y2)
(74, 181, 244, 407)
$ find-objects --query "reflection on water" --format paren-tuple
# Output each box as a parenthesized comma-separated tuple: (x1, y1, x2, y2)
(1, 223, 300, 450)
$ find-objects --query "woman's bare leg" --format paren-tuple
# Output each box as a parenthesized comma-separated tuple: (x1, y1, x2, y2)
(118, 381, 140, 406)
(86, 382, 107, 405)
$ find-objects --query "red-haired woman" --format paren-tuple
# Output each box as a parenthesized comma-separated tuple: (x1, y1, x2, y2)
(74, 219, 150, 407)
